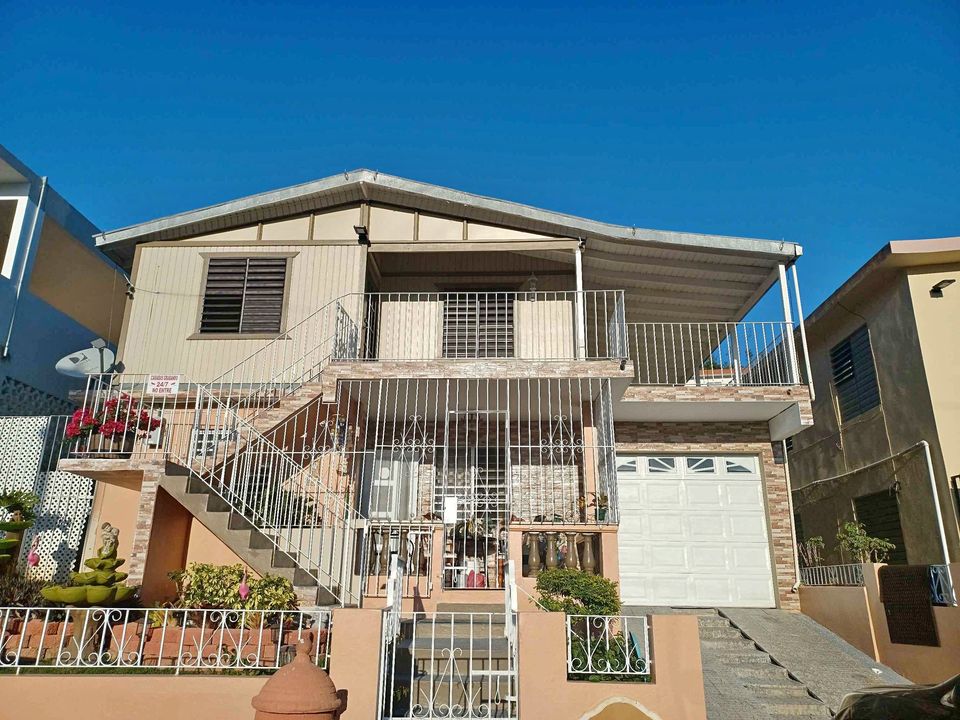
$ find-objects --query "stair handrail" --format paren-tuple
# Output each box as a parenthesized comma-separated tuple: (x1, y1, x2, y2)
(207, 292, 365, 414)
(185, 379, 365, 606)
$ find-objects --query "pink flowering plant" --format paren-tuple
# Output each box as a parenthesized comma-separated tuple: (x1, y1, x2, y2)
(64, 394, 161, 448)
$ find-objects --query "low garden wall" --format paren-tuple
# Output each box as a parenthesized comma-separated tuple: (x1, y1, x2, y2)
(800, 562, 960, 683)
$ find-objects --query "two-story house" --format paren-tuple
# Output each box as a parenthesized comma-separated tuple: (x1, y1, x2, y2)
(60, 169, 812, 614)
(789, 237, 960, 567)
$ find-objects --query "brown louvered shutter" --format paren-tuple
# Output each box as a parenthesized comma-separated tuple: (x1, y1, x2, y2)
(200, 257, 287, 334)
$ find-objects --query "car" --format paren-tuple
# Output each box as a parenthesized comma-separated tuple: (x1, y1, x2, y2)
(835, 674, 959, 719)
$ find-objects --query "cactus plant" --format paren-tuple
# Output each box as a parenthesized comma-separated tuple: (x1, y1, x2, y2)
(41, 522, 137, 606)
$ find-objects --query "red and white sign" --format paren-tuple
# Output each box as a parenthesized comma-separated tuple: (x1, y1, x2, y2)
(147, 374, 181, 396)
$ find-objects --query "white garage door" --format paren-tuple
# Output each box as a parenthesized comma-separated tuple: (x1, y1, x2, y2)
(617, 454, 776, 608)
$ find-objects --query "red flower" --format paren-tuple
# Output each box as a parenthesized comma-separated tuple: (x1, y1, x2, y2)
(99, 419, 129, 438)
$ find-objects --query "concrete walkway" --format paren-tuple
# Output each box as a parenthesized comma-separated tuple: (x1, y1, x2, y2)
(721, 608, 909, 712)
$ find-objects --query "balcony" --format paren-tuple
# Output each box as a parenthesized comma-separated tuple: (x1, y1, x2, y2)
(617, 321, 811, 437)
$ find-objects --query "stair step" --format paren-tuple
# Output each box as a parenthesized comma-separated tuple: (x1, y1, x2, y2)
(714, 651, 777, 665)
(764, 697, 831, 717)
(699, 626, 743, 640)
(747, 683, 817, 699)
(730, 664, 793, 681)
(701, 637, 757, 653)
(697, 615, 732, 628)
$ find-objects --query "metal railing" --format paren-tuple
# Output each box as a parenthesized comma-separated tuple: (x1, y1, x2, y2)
(365, 524, 434, 598)
(799, 564, 865, 587)
(0, 607, 330, 673)
(930, 565, 957, 606)
(354, 290, 626, 363)
(565, 615, 651, 680)
(379, 611, 518, 719)
(628, 321, 799, 386)
(65, 373, 364, 606)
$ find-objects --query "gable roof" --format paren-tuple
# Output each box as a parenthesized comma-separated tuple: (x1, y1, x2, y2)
(96, 169, 803, 322)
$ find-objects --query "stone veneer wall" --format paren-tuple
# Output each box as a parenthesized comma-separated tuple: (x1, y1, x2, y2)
(614, 421, 799, 610)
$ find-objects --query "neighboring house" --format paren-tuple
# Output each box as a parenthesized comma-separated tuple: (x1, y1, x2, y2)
(61, 169, 812, 615)
(788, 237, 960, 566)
(0, 145, 127, 414)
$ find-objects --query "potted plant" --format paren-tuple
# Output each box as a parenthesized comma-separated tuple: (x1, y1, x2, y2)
(63, 394, 161, 457)
(590, 493, 609, 522)
(0, 490, 39, 569)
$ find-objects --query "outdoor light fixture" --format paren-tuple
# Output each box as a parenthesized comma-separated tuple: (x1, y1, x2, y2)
(930, 279, 956, 298)
(354, 224, 370, 245)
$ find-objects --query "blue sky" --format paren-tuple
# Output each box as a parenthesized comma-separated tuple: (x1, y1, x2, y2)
(2, 1, 958, 315)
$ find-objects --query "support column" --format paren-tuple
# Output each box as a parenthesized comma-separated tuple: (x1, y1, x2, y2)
(574, 241, 587, 359)
(790, 264, 815, 401)
(777, 263, 801, 385)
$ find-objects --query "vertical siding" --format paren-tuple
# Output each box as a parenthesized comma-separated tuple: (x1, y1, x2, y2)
(120, 244, 366, 379)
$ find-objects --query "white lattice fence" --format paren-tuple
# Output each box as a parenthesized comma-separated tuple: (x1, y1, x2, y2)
(0, 416, 93, 583)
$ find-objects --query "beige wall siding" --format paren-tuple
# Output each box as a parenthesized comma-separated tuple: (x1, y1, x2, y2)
(120, 242, 366, 379)
(28, 217, 127, 343)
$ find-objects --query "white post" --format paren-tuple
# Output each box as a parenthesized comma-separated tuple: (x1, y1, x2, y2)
(778, 264, 800, 384)
(922, 440, 952, 565)
(791, 264, 815, 401)
(575, 243, 587, 359)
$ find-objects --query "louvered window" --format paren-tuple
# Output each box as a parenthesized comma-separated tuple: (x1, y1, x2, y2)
(199, 256, 288, 334)
(829, 325, 880, 422)
(442, 292, 515, 358)
(854, 491, 907, 564)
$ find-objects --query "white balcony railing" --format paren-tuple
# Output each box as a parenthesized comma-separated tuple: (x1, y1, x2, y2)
(799, 564, 865, 587)
(565, 615, 651, 680)
(0, 607, 330, 674)
(628, 321, 799, 386)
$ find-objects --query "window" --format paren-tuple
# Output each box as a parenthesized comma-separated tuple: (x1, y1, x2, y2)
(686, 457, 716, 473)
(442, 291, 515, 358)
(830, 325, 880, 422)
(725, 458, 757, 474)
(646, 457, 676, 474)
(853, 490, 907, 564)
(199, 256, 289, 334)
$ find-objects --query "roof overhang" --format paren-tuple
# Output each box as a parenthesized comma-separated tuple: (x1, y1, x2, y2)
(96, 169, 802, 322)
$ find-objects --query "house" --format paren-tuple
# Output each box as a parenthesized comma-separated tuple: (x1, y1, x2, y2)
(48, 169, 823, 718)
(788, 237, 960, 567)
(0, 145, 127, 414)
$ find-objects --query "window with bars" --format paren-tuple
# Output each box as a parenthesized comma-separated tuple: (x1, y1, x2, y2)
(829, 325, 880, 422)
(199, 256, 289, 334)
(442, 292, 515, 358)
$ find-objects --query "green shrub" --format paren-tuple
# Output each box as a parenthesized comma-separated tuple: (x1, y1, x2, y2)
(535, 569, 621, 615)
(0, 491, 39, 522)
(172, 563, 298, 612)
(836, 522, 896, 563)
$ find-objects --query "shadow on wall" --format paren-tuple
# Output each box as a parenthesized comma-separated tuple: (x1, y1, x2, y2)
(581, 697, 662, 720)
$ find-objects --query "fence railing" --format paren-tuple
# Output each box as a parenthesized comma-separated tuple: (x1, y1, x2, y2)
(628, 321, 799, 386)
(0, 607, 330, 674)
(930, 565, 957, 606)
(565, 615, 651, 680)
(799, 564, 865, 587)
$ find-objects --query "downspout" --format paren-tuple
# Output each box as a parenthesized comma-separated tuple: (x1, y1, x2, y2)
(783, 439, 802, 592)
(2, 176, 47, 358)
(921, 440, 952, 565)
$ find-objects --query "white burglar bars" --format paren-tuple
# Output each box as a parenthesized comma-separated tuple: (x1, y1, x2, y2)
(629, 321, 799, 386)
(0, 607, 331, 673)
(565, 615, 651, 680)
(799, 564, 865, 587)
(929, 565, 957, 606)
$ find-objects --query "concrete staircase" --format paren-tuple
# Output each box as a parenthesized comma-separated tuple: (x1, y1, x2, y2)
(159, 469, 344, 607)
(697, 611, 831, 718)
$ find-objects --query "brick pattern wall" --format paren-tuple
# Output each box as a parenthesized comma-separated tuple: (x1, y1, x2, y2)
(614, 421, 800, 610)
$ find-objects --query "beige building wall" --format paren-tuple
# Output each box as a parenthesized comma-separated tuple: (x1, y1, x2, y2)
(28, 216, 127, 344)
(119, 238, 367, 379)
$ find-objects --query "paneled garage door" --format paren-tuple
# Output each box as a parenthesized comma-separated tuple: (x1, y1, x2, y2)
(617, 455, 776, 607)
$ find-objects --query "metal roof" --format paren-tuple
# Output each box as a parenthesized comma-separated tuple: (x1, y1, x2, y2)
(96, 169, 803, 322)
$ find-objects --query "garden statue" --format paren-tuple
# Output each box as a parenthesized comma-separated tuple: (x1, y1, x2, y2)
(41, 522, 137, 606)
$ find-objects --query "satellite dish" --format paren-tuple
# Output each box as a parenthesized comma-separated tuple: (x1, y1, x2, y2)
(55, 347, 116, 377)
